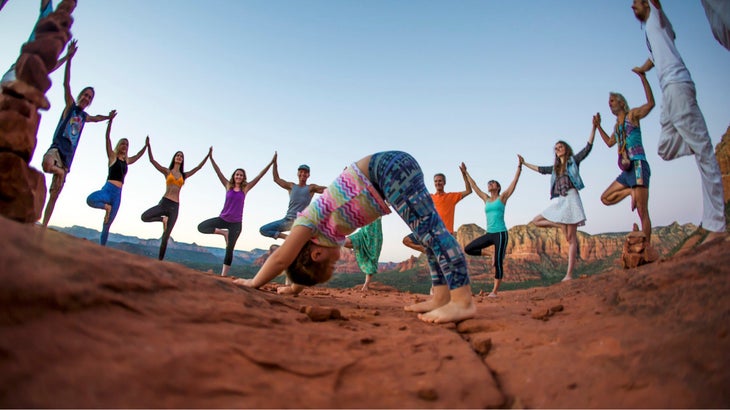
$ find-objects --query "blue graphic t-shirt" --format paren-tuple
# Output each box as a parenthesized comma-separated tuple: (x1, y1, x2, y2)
(50, 103, 88, 171)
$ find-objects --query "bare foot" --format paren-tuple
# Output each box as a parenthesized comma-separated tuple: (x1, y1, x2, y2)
(405, 285, 449, 313)
(405, 298, 448, 313)
(561, 275, 572, 282)
(645, 246, 659, 262)
(103, 204, 112, 224)
(700, 231, 728, 245)
(487, 292, 498, 298)
(161, 215, 168, 233)
(417, 300, 477, 324)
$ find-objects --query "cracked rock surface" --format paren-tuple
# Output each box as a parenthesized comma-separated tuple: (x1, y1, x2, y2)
(1, 216, 728, 408)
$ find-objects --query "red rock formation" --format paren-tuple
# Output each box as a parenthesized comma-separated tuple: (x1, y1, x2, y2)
(0, 0, 77, 222)
(396, 222, 695, 282)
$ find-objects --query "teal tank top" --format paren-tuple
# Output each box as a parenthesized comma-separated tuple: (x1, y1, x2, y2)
(485, 198, 507, 233)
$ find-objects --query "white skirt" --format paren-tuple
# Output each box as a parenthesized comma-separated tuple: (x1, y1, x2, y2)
(541, 188, 586, 226)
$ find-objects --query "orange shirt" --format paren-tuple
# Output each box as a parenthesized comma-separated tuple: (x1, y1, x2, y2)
(431, 192, 463, 232)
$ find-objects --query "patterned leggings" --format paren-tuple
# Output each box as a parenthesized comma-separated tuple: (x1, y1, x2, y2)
(465, 231, 508, 280)
(368, 151, 469, 290)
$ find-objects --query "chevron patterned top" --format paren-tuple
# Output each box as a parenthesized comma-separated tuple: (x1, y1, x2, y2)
(293, 163, 392, 247)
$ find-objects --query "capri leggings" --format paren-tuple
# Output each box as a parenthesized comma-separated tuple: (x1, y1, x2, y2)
(464, 231, 508, 280)
(141, 197, 179, 260)
(368, 151, 469, 290)
(197, 217, 242, 267)
(86, 181, 122, 246)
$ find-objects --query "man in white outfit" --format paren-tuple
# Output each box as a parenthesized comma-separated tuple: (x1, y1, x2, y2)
(631, 0, 727, 242)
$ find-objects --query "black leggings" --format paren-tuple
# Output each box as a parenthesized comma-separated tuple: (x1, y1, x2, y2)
(197, 217, 242, 266)
(464, 231, 508, 280)
(141, 197, 179, 260)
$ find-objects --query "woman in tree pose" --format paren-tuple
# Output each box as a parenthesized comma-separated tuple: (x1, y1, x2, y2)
(86, 112, 147, 245)
(519, 122, 596, 281)
(462, 158, 522, 297)
(141, 139, 210, 260)
(198, 150, 275, 276)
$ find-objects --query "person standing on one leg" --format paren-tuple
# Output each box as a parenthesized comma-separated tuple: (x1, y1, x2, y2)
(259, 158, 325, 241)
(595, 69, 657, 260)
(86, 112, 147, 245)
(141, 139, 210, 260)
(631, 0, 727, 242)
(520, 123, 596, 282)
(198, 150, 275, 276)
(41, 40, 116, 227)
(463, 158, 522, 297)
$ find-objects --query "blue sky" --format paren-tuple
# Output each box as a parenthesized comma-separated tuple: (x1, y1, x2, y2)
(1, 1, 728, 262)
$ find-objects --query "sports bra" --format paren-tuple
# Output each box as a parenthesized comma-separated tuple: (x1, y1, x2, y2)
(107, 157, 128, 183)
(166, 172, 184, 187)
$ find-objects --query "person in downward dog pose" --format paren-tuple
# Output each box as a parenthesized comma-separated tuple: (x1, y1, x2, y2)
(141, 139, 210, 260)
(462, 158, 522, 297)
(198, 150, 275, 276)
(235, 151, 476, 324)
(86, 112, 147, 245)
(519, 122, 596, 282)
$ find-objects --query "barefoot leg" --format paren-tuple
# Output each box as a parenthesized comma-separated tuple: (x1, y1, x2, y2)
(405, 284, 449, 313)
(418, 285, 476, 324)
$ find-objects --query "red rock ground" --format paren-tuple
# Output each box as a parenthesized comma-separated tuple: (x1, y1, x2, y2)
(0, 216, 728, 408)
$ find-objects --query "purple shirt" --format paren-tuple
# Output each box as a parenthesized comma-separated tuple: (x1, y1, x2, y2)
(219, 189, 245, 223)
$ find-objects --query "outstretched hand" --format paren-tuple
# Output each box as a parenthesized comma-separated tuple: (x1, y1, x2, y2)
(108, 110, 117, 121)
(517, 154, 523, 167)
(67, 39, 78, 57)
(459, 162, 467, 173)
(593, 112, 601, 127)
(145, 135, 150, 146)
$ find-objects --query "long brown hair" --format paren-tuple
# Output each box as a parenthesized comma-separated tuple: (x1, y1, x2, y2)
(553, 140, 574, 175)
(227, 168, 247, 191)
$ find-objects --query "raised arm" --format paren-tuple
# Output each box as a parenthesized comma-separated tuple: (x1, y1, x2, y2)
(518, 155, 540, 173)
(61, 40, 76, 112)
(53, 38, 76, 74)
(127, 136, 148, 165)
(86, 109, 116, 123)
(500, 156, 523, 203)
(146, 137, 169, 175)
(463, 164, 488, 202)
(104, 111, 116, 163)
(184, 147, 212, 179)
(458, 162, 473, 199)
(628, 70, 655, 122)
(309, 183, 327, 195)
(272, 153, 294, 190)
(244, 153, 276, 194)
(594, 112, 615, 148)
(208, 150, 228, 188)
(237, 225, 313, 288)
(633, 58, 654, 75)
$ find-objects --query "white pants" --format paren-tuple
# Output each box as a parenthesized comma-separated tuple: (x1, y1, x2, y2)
(701, 0, 730, 51)
(658, 81, 726, 232)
